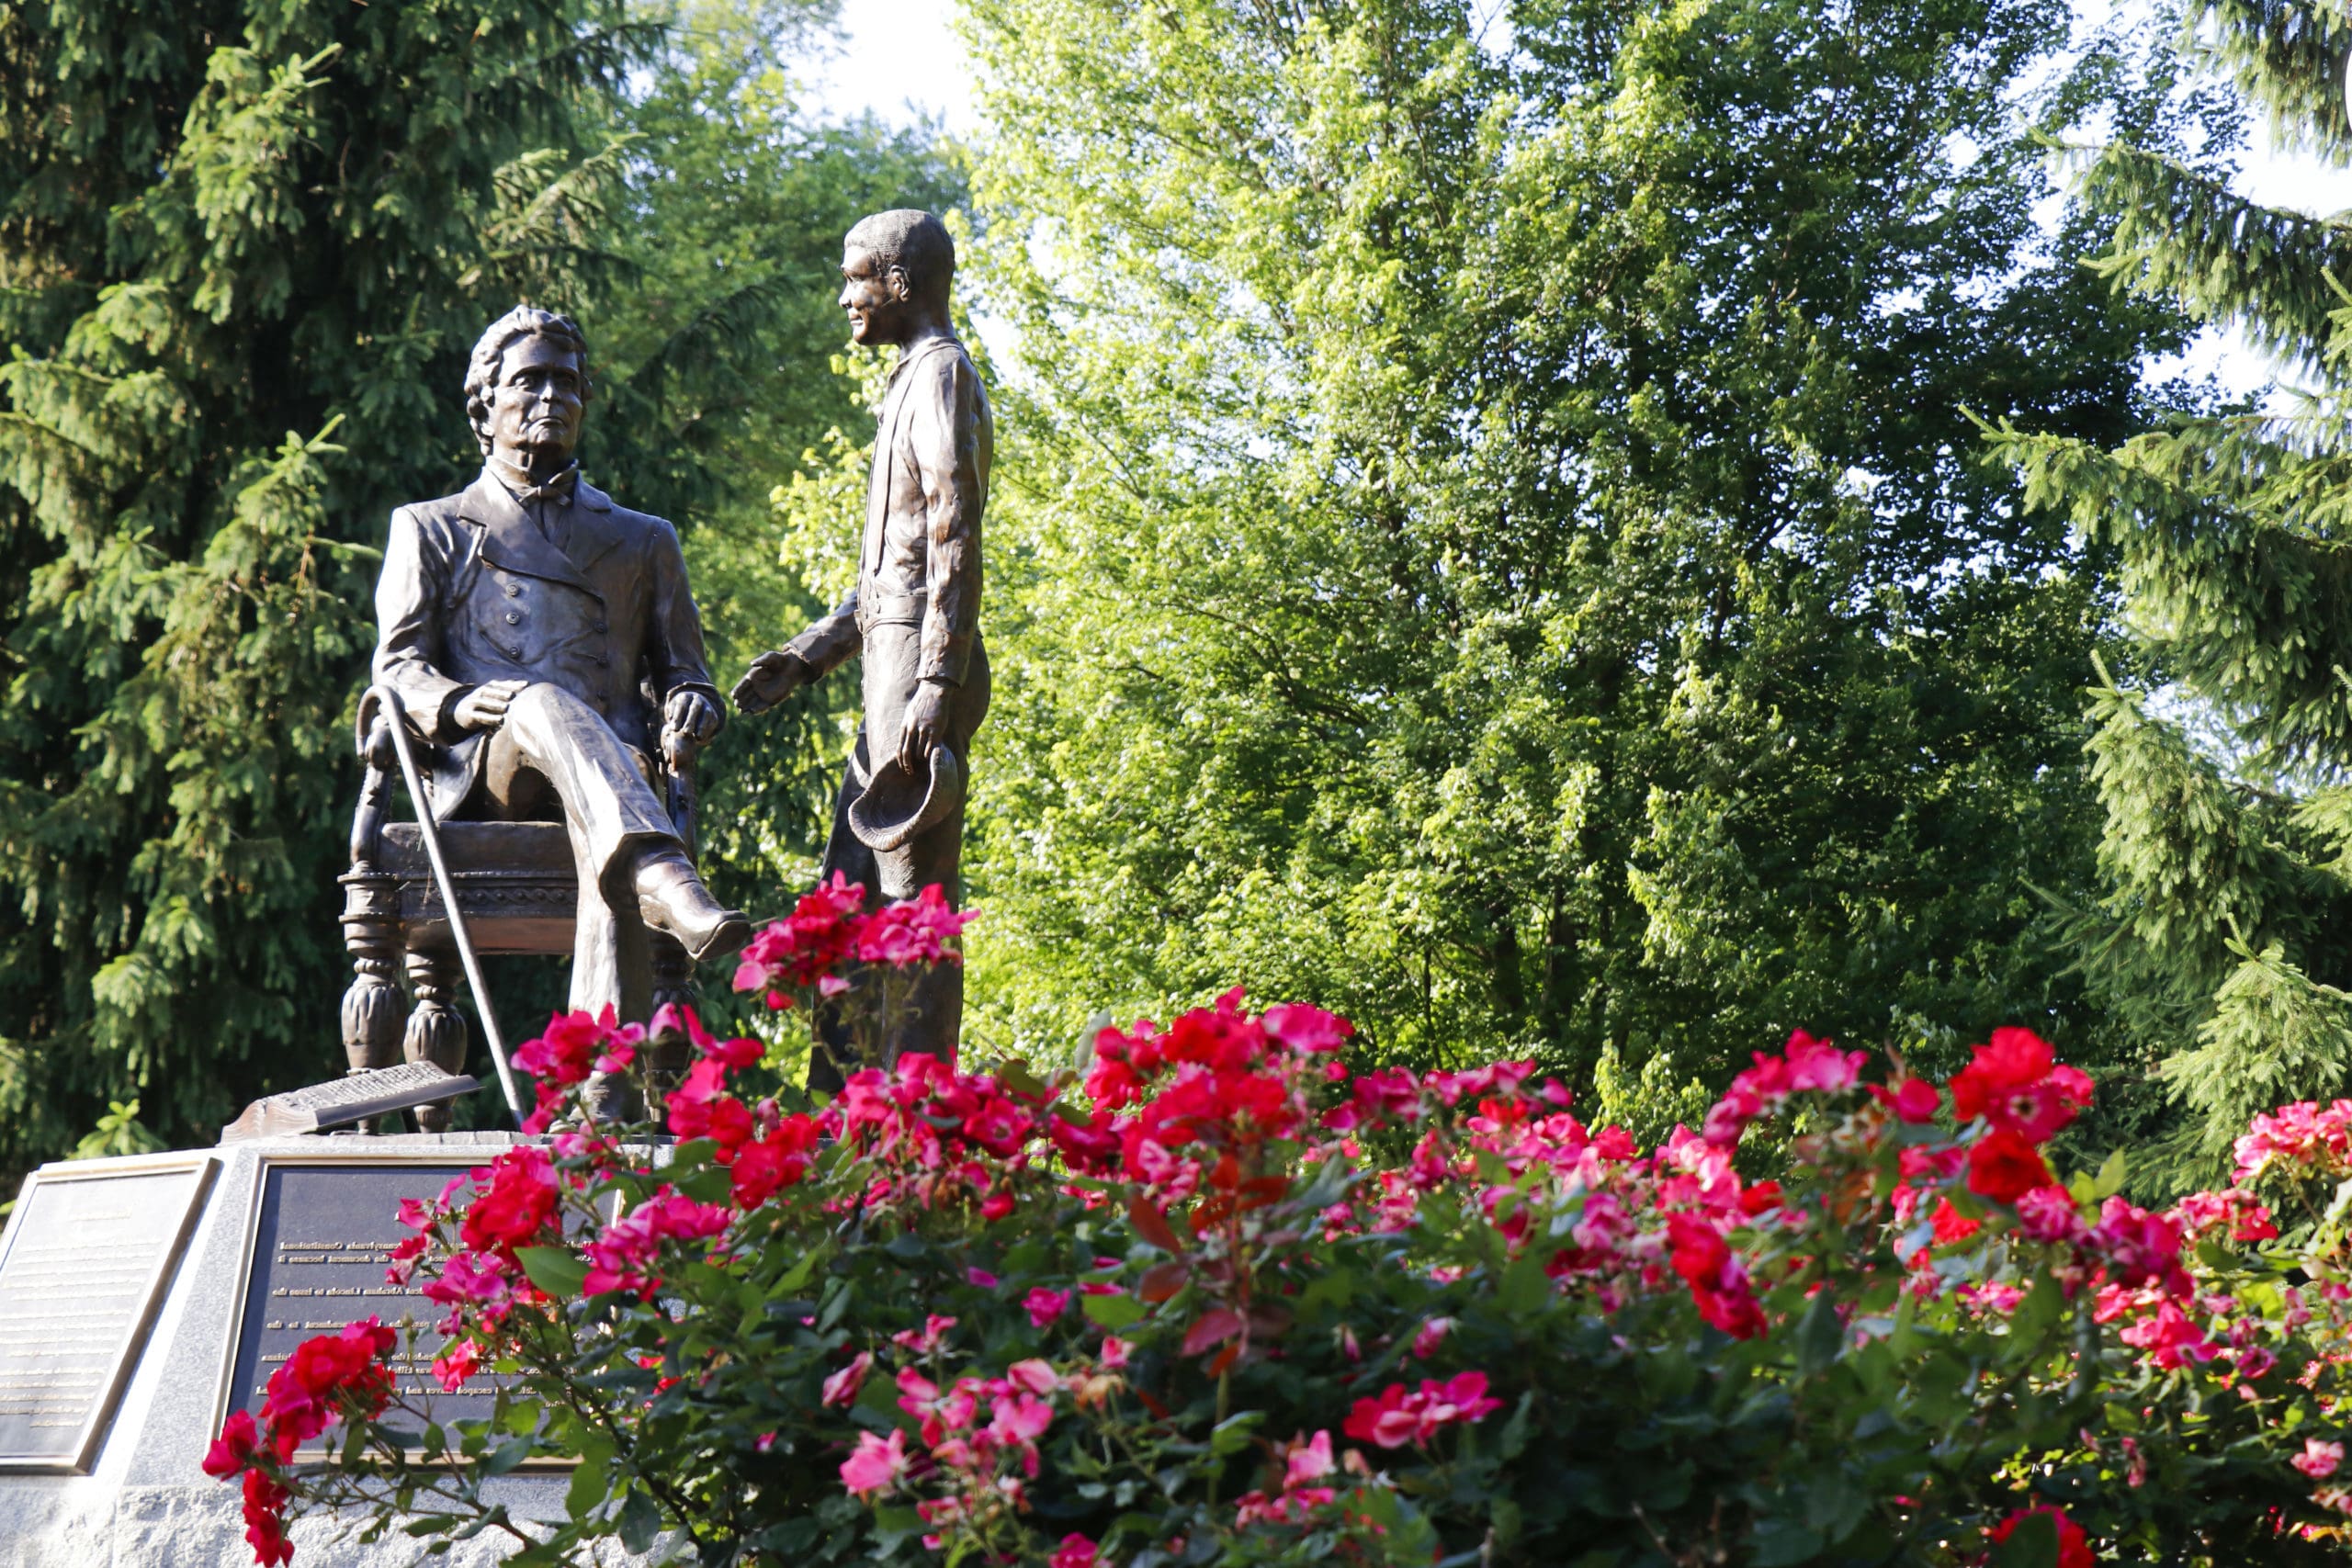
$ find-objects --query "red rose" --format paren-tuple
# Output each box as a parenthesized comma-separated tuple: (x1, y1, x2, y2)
(1868, 1076, 1940, 1123)
(1966, 1128, 2052, 1204)
(1950, 1027, 2091, 1141)
(458, 1147, 559, 1257)
(242, 1465, 293, 1566)
(1930, 1197, 1982, 1245)
(202, 1409, 258, 1479)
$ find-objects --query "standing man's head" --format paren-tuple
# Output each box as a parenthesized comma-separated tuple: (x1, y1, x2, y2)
(839, 210, 956, 348)
(465, 306, 592, 473)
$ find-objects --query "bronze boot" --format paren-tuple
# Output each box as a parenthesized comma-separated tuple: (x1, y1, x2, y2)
(633, 849, 751, 962)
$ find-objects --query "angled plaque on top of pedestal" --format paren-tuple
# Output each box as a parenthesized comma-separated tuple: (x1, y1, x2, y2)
(0, 1152, 217, 1473)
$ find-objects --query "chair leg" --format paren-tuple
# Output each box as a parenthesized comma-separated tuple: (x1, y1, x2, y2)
(340, 871, 405, 1074)
(404, 949, 469, 1132)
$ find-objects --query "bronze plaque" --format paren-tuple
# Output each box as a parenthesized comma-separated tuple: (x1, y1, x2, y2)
(221, 1156, 514, 1453)
(0, 1154, 217, 1472)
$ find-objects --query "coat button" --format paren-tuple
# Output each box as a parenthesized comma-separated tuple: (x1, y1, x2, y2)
(506, 583, 523, 597)
(594, 620, 607, 632)
(507, 645, 525, 659)
(594, 655, 609, 668)
(504, 610, 522, 625)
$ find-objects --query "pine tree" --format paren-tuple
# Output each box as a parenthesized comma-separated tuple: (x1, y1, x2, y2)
(0, 0, 641, 1177)
(1991, 0, 2352, 1179)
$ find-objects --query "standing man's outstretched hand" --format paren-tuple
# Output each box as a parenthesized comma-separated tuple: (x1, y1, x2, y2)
(732, 649, 809, 716)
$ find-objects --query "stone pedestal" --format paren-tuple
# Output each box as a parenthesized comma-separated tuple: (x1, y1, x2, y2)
(0, 1135, 604, 1566)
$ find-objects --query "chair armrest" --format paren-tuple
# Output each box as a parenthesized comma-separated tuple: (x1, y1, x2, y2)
(350, 716, 398, 868)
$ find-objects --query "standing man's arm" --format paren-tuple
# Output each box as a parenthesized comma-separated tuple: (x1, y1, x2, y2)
(893, 349, 988, 771)
(732, 588, 863, 716)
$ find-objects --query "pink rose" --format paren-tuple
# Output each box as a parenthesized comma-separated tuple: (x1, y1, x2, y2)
(821, 1351, 873, 1408)
(2297, 1438, 2345, 1480)
(839, 1427, 911, 1496)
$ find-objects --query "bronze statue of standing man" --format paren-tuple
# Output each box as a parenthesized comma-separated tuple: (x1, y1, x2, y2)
(733, 211, 990, 1073)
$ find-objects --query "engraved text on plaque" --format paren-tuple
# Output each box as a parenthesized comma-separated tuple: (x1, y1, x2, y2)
(224, 1159, 510, 1453)
(0, 1155, 216, 1472)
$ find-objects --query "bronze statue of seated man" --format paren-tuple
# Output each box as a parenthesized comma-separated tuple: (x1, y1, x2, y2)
(370, 306, 750, 1019)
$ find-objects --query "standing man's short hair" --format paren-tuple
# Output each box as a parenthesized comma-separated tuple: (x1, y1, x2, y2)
(845, 210, 956, 307)
(464, 306, 592, 455)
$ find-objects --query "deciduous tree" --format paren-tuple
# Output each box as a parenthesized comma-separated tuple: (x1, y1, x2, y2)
(949, 0, 2211, 1098)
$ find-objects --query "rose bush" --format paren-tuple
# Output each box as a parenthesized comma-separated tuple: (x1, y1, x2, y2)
(207, 882, 2352, 1565)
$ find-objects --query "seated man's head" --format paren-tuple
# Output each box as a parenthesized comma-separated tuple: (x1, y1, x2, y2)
(465, 306, 592, 475)
(840, 210, 956, 347)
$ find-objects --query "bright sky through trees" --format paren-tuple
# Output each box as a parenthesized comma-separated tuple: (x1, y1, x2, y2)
(816, 0, 2350, 402)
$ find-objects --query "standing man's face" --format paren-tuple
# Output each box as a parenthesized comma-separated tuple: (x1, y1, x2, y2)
(485, 333, 585, 470)
(839, 245, 912, 347)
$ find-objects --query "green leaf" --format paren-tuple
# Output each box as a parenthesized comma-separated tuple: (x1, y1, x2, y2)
(481, 1437, 533, 1476)
(1794, 1289, 1843, 1377)
(1497, 1391, 1533, 1461)
(2092, 1146, 2129, 1200)
(1498, 1251, 1551, 1316)
(1298, 1267, 1356, 1314)
(872, 1505, 923, 1551)
(998, 1057, 1049, 1098)
(1751, 1517, 1825, 1566)
(616, 1490, 662, 1554)
(1208, 1411, 1263, 1455)
(770, 1241, 831, 1296)
(2006, 1277, 2064, 1350)
(1802, 1472, 1866, 1542)
(515, 1246, 589, 1299)
(674, 1163, 733, 1204)
(1083, 1292, 1145, 1328)
(566, 1440, 613, 1517)
(817, 1278, 852, 1334)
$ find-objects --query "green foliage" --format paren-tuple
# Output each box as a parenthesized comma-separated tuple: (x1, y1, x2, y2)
(940, 0, 2209, 1099)
(68, 1099, 167, 1163)
(1988, 0, 2352, 1185)
(0, 0, 644, 1179)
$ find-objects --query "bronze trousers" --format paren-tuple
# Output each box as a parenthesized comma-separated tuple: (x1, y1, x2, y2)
(477, 682, 680, 1018)
(809, 625, 989, 1086)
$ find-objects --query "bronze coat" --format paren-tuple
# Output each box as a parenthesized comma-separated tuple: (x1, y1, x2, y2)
(784, 333, 989, 693)
(373, 470, 720, 820)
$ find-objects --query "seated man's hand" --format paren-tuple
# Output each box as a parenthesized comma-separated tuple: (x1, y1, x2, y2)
(896, 679, 953, 774)
(452, 679, 528, 733)
(731, 649, 810, 716)
(662, 689, 723, 758)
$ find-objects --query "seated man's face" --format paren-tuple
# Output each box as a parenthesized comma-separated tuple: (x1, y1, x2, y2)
(487, 333, 585, 468)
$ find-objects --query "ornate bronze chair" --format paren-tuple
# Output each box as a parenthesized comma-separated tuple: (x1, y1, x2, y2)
(336, 688, 696, 1129)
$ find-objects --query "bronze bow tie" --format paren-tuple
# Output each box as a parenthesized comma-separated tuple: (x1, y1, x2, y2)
(514, 469, 577, 508)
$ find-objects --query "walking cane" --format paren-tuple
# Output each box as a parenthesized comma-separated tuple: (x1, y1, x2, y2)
(361, 684, 526, 1122)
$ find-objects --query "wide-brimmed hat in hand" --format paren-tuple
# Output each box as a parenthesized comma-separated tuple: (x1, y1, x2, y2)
(849, 744, 963, 853)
